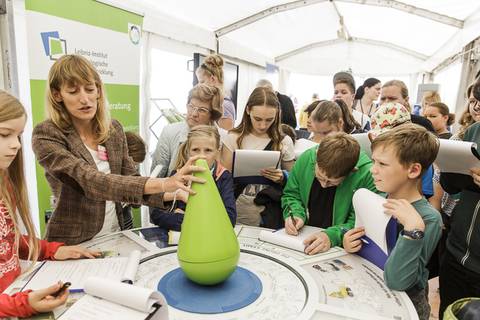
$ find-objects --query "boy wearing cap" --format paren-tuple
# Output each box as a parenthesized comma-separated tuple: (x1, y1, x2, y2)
(344, 124, 442, 320)
(369, 102, 411, 136)
(369, 102, 436, 201)
(282, 132, 376, 255)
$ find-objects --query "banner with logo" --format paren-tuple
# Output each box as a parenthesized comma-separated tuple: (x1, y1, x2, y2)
(25, 0, 143, 235)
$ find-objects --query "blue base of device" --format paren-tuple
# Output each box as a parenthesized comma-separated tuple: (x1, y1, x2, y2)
(158, 266, 262, 314)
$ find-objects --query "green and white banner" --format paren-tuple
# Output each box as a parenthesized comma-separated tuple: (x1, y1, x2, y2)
(25, 0, 143, 235)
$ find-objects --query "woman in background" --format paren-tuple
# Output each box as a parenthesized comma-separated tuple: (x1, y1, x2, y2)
(196, 53, 236, 130)
(354, 78, 381, 118)
(151, 84, 223, 178)
(423, 102, 455, 139)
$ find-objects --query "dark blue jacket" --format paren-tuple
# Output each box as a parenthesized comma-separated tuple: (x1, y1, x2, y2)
(440, 122, 480, 274)
(150, 162, 236, 231)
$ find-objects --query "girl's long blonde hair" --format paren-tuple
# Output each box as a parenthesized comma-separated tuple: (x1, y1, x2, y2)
(230, 87, 283, 151)
(46, 54, 111, 144)
(0, 90, 40, 270)
(175, 125, 221, 169)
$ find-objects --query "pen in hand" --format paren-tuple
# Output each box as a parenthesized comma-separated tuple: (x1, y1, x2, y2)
(51, 282, 71, 298)
(287, 205, 298, 234)
(340, 227, 370, 245)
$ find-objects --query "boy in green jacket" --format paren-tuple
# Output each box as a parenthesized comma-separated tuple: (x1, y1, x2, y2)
(343, 124, 442, 320)
(281, 132, 376, 255)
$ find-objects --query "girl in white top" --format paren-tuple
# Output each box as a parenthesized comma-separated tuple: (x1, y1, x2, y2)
(353, 78, 381, 118)
(221, 87, 295, 226)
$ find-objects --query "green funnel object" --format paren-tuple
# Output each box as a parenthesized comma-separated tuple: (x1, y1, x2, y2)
(177, 159, 240, 285)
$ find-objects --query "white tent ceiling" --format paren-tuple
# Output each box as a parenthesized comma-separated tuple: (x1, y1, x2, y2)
(112, 0, 480, 76)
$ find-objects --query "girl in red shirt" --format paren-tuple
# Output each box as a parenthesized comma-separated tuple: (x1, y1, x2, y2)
(0, 90, 98, 318)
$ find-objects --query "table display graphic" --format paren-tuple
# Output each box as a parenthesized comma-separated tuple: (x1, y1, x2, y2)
(136, 250, 308, 319)
(133, 226, 417, 320)
(302, 255, 411, 319)
(9, 226, 417, 320)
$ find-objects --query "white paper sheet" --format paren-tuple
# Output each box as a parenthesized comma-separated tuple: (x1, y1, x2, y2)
(24, 250, 141, 291)
(352, 133, 372, 158)
(233, 149, 281, 178)
(60, 277, 169, 320)
(436, 139, 480, 174)
(81, 231, 156, 257)
(352, 188, 390, 254)
(294, 138, 317, 159)
(60, 295, 148, 320)
(259, 226, 323, 253)
(168, 230, 181, 245)
(121, 250, 141, 283)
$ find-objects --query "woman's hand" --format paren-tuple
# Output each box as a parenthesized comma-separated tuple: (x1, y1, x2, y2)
(163, 155, 206, 194)
(176, 189, 189, 203)
(53, 246, 100, 260)
(28, 282, 69, 313)
(261, 168, 284, 184)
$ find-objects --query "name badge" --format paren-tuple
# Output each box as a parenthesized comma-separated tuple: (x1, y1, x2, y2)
(98, 145, 109, 161)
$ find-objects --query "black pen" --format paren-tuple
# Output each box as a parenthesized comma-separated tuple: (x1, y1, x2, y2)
(52, 282, 71, 297)
(287, 205, 297, 232)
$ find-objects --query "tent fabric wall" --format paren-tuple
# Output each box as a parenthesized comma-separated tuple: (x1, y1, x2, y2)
(114, 0, 480, 77)
(423, 9, 480, 71)
(234, 60, 266, 125)
(143, 12, 216, 52)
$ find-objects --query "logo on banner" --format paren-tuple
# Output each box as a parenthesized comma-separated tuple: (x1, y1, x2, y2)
(128, 24, 141, 45)
(40, 31, 67, 60)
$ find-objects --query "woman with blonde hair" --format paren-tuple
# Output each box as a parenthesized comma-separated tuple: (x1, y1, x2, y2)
(151, 83, 223, 178)
(0, 90, 99, 318)
(196, 53, 236, 130)
(32, 54, 205, 244)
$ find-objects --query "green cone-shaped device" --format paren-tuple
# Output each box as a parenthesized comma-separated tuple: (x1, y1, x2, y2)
(177, 159, 240, 285)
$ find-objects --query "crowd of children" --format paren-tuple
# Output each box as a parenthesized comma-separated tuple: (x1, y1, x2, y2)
(0, 53, 479, 319)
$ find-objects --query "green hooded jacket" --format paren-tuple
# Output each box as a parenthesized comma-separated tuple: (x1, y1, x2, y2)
(281, 146, 376, 247)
